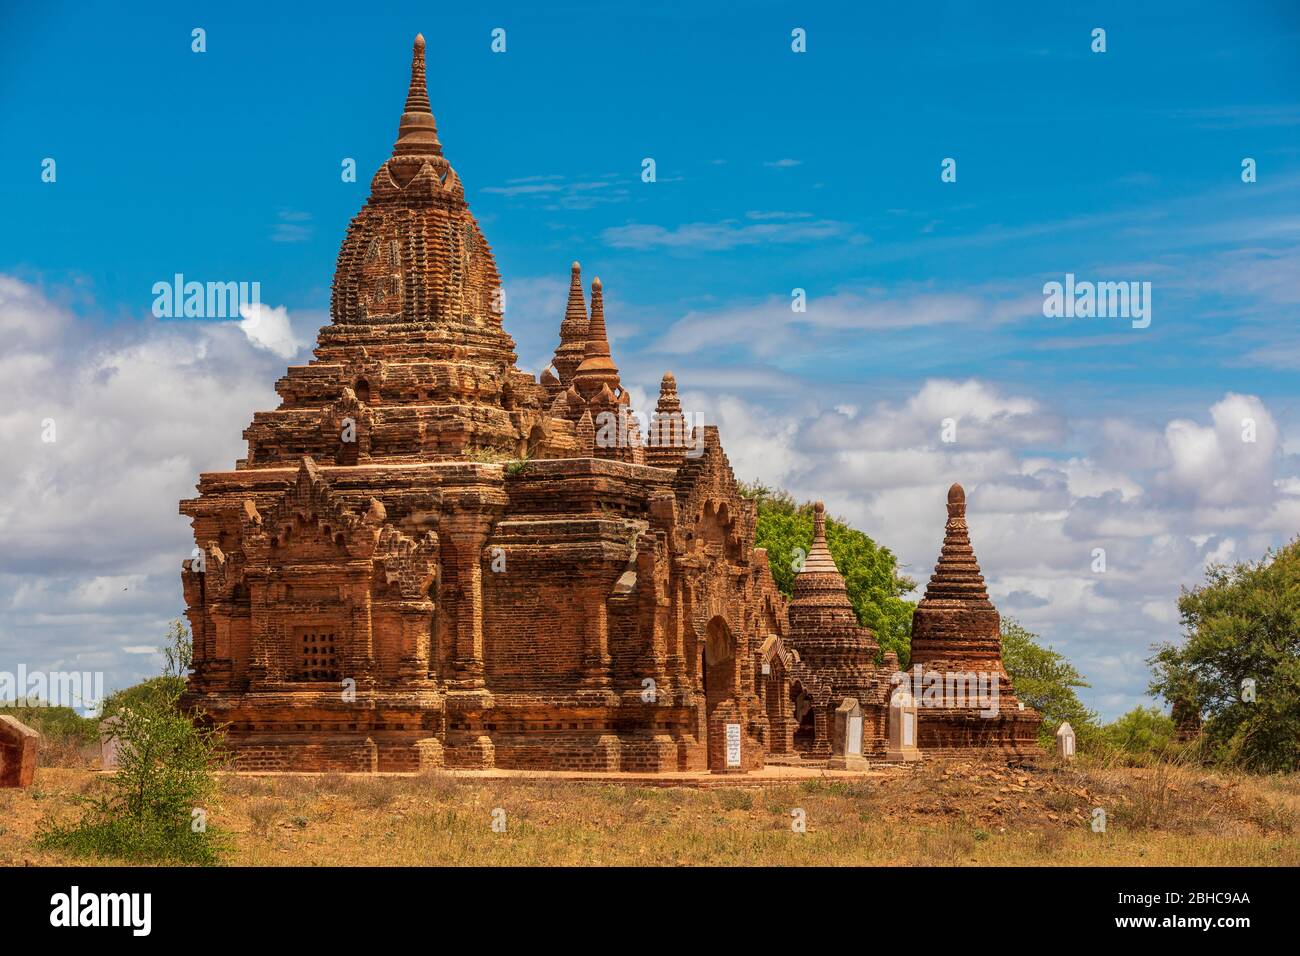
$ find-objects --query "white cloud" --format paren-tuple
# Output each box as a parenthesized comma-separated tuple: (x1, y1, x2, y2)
(648, 288, 1040, 357)
(603, 218, 853, 252)
(238, 302, 305, 358)
(0, 275, 291, 698)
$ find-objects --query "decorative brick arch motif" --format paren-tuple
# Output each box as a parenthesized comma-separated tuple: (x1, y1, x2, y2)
(696, 498, 742, 561)
(321, 387, 374, 466)
(190, 458, 440, 689)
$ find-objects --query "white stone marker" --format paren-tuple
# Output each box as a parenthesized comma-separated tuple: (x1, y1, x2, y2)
(99, 715, 123, 771)
(829, 697, 868, 770)
(886, 687, 920, 763)
(1056, 721, 1076, 761)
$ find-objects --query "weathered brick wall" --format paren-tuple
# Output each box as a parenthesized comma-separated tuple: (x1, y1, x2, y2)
(0, 715, 40, 788)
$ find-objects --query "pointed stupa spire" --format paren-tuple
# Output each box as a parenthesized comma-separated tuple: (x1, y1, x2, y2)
(552, 261, 589, 385)
(656, 372, 682, 414)
(393, 34, 443, 158)
(908, 481, 1036, 741)
(573, 276, 620, 398)
(645, 371, 689, 469)
(583, 277, 613, 361)
(785, 499, 880, 686)
(800, 501, 841, 575)
(921, 483, 991, 603)
(565, 262, 587, 326)
(405, 34, 431, 112)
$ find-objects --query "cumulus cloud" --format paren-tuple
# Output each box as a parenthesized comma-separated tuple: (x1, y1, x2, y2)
(238, 302, 306, 358)
(0, 276, 294, 702)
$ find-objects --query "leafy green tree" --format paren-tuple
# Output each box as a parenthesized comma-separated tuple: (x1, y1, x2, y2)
(739, 481, 916, 662)
(1103, 705, 1176, 757)
(1149, 538, 1300, 772)
(1000, 617, 1100, 749)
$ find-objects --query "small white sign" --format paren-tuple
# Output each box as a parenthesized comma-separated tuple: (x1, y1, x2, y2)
(725, 723, 742, 767)
(903, 712, 915, 747)
(847, 714, 863, 756)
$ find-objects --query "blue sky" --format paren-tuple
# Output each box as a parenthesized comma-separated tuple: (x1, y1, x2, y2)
(1, 0, 1298, 719)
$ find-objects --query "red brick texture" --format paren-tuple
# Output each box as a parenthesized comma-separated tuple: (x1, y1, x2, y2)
(0, 715, 39, 788)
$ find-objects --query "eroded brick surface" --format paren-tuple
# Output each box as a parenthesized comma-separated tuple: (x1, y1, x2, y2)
(0, 715, 39, 788)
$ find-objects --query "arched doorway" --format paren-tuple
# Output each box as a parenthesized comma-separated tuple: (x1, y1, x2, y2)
(791, 680, 816, 753)
(702, 616, 738, 769)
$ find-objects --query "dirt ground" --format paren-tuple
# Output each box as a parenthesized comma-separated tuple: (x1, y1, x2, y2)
(3, 758, 1296, 866)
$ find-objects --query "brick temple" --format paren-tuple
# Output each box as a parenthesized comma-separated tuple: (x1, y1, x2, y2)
(179, 35, 1039, 772)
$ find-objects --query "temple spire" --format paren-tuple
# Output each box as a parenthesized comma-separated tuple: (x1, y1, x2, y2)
(584, 277, 612, 361)
(656, 372, 682, 414)
(405, 34, 431, 113)
(565, 262, 586, 326)
(801, 501, 841, 575)
(922, 482, 991, 602)
(785, 499, 880, 689)
(573, 276, 620, 398)
(552, 261, 589, 386)
(393, 34, 443, 158)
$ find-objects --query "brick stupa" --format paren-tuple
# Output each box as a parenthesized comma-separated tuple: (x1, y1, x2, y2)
(783, 503, 894, 757)
(907, 484, 1041, 758)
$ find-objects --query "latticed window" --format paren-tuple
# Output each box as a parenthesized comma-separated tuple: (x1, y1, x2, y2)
(297, 631, 339, 681)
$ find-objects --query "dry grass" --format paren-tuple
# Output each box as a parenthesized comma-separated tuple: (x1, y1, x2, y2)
(2, 760, 1296, 867)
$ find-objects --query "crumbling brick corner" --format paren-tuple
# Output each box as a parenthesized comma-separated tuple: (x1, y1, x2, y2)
(0, 714, 40, 788)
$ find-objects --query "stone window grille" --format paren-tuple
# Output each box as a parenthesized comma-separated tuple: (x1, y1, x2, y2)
(297, 631, 340, 681)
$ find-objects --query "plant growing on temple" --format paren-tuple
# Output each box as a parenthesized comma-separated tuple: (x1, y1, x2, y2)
(739, 481, 916, 662)
(37, 623, 227, 864)
(1149, 538, 1300, 773)
(999, 617, 1101, 750)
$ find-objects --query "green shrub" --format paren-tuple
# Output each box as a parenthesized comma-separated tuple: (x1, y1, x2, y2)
(0, 700, 99, 746)
(1102, 706, 1176, 757)
(38, 622, 227, 864)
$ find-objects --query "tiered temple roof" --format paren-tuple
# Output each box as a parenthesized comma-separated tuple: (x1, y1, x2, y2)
(909, 484, 1003, 668)
(785, 503, 883, 696)
(550, 262, 589, 388)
